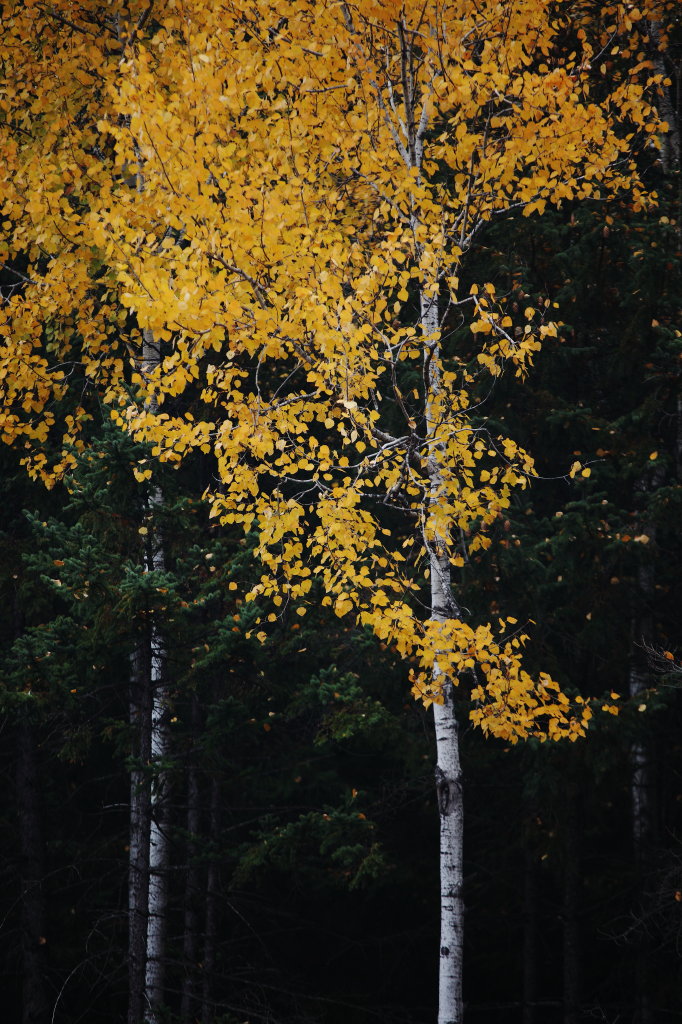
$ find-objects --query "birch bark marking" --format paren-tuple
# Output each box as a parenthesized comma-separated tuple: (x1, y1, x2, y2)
(129, 644, 152, 1024)
(433, 693, 464, 1024)
(387, 19, 465, 1020)
(647, 18, 680, 175)
(144, 577, 170, 1024)
(423, 286, 465, 1024)
(117, 23, 171, 1021)
(139, 327, 172, 1024)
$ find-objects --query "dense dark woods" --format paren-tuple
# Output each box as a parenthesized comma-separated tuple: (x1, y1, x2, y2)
(3, 191, 682, 1022)
(2, 3, 682, 1023)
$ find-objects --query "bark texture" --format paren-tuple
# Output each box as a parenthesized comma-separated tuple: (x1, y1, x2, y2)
(630, 559, 655, 1024)
(201, 775, 221, 1024)
(128, 644, 152, 1024)
(423, 286, 465, 1024)
(628, 465, 662, 1024)
(522, 830, 539, 1024)
(180, 694, 202, 1022)
(144, 611, 170, 1024)
(562, 782, 581, 1024)
(16, 715, 50, 1024)
(140, 328, 172, 1024)
(433, 692, 464, 1024)
(647, 19, 680, 175)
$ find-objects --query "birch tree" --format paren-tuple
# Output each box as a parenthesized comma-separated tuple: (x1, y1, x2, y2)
(0, 2, 668, 1021)
(118, 12, 174, 1020)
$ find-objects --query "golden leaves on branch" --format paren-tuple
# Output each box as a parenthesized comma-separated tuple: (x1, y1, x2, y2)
(0, 0, 661, 734)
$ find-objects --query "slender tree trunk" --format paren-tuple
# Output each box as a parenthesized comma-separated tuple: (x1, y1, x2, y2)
(140, 330, 172, 1024)
(636, 76, 682, 1024)
(562, 782, 580, 1024)
(628, 462, 661, 1024)
(144, 612, 170, 1023)
(522, 830, 539, 1024)
(422, 285, 465, 1024)
(201, 774, 221, 1024)
(647, 19, 680, 175)
(630, 550, 655, 862)
(630, 558, 655, 1024)
(128, 493, 171, 1024)
(127, 541, 171, 1024)
(126, 322, 172, 1023)
(129, 645, 152, 1024)
(630, 652, 653, 1024)
(630, 648, 652, 862)
(377, 22, 465, 1017)
(433, 690, 464, 1024)
(180, 695, 202, 1022)
(16, 714, 50, 1024)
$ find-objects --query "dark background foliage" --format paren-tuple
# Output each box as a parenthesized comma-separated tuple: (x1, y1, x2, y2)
(2, 26, 682, 1019)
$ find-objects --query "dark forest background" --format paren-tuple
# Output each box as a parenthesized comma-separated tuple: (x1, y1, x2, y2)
(2, 26, 682, 1024)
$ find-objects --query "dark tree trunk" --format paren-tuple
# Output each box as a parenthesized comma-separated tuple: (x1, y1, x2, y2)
(629, 468, 660, 1024)
(562, 783, 580, 1024)
(201, 775, 221, 1024)
(180, 694, 203, 1022)
(16, 714, 50, 1024)
(522, 835, 538, 1024)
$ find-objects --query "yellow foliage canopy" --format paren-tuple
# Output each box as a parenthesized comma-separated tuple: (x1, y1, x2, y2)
(0, 0, 666, 738)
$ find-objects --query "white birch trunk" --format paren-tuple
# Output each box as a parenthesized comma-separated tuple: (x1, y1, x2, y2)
(129, 643, 152, 1024)
(140, 328, 172, 1024)
(144, 605, 170, 1023)
(423, 289, 465, 1024)
(370, 19, 465, 1014)
(647, 19, 680, 174)
(114, 20, 171, 1021)
(432, 672, 465, 1024)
